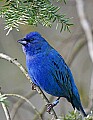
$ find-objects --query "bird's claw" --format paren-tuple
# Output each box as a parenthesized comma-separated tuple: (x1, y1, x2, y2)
(46, 98, 60, 113)
(32, 83, 36, 90)
(46, 103, 54, 113)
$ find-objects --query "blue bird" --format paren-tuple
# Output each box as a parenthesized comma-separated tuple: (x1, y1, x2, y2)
(18, 31, 87, 117)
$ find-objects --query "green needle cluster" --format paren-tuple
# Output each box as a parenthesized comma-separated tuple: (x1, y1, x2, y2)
(0, 0, 73, 34)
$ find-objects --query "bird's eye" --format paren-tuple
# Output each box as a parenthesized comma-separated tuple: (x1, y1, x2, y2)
(26, 38, 35, 43)
(30, 38, 35, 41)
(27, 39, 31, 43)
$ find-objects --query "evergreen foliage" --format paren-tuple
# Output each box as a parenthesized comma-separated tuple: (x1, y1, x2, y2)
(0, 0, 73, 34)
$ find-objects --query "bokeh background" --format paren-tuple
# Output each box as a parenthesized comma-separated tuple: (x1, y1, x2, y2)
(0, 0, 93, 120)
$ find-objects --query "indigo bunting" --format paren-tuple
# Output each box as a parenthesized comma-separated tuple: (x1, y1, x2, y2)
(18, 32, 87, 117)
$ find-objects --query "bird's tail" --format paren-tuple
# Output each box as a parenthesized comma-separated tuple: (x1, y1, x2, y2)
(79, 104, 87, 117)
(71, 95, 87, 117)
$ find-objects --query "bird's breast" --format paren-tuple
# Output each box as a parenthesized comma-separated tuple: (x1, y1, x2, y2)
(26, 54, 65, 97)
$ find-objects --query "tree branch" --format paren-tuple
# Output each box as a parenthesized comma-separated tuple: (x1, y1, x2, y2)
(76, 0, 93, 62)
(33, 96, 54, 120)
(3, 93, 42, 120)
(67, 38, 86, 66)
(0, 92, 11, 120)
(10, 91, 36, 120)
(76, 0, 93, 112)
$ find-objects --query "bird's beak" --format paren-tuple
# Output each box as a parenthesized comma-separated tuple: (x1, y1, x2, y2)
(17, 38, 27, 45)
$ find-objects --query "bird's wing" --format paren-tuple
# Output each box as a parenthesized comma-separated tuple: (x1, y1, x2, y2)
(47, 49, 74, 100)
(46, 49, 86, 115)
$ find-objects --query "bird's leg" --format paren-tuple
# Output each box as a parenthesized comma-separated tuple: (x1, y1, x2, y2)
(32, 83, 36, 90)
(46, 97, 60, 113)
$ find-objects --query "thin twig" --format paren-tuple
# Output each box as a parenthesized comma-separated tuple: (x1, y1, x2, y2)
(67, 38, 86, 66)
(76, 0, 93, 112)
(86, 71, 93, 113)
(4, 93, 42, 120)
(0, 92, 11, 120)
(76, 0, 93, 61)
(11, 91, 36, 120)
(0, 53, 58, 119)
(33, 96, 54, 120)
(35, 87, 57, 119)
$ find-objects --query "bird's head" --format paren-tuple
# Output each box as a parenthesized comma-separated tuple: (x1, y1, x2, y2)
(18, 32, 49, 55)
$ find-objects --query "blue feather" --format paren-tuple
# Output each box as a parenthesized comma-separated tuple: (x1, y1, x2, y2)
(18, 31, 87, 117)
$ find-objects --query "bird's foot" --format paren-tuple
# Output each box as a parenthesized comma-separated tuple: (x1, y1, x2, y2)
(46, 103, 54, 113)
(46, 98, 60, 113)
(32, 83, 36, 90)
